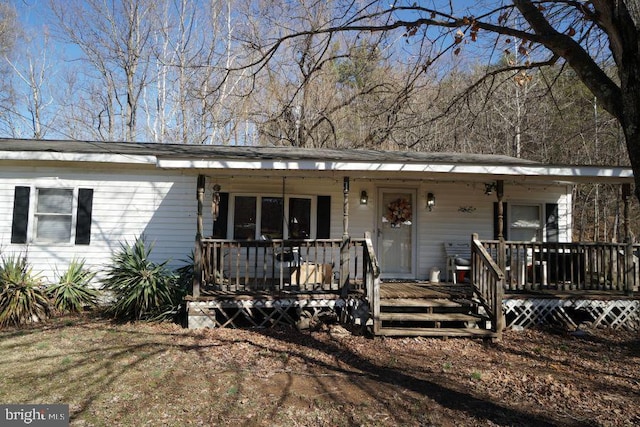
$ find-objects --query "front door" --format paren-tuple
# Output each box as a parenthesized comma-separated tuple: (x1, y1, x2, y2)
(377, 189, 416, 279)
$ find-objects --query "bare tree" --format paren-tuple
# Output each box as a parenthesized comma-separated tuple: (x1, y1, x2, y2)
(50, 0, 155, 141)
(5, 31, 59, 139)
(229, 1, 640, 197)
(0, 2, 18, 134)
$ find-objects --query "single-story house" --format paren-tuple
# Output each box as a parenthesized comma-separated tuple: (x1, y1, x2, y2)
(1, 138, 637, 337)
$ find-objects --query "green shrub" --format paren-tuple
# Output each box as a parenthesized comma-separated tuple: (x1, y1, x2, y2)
(47, 258, 100, 313)
(101, 237, 180, 321)
(0, 255, 50, 327)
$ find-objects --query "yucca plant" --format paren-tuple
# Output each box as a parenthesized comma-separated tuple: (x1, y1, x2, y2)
(0, 254, 50, 327)
(101, 237, 180, 321)
(175, 251, 194, 293)
(47, 258, 100, 314)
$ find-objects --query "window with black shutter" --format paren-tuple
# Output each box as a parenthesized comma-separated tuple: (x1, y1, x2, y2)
(10, 186, 94, 245)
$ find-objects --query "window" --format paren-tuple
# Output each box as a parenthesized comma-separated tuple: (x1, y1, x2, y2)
(289, 198, 311, 239)
(10, 186, 94, 245)
(261, 197, 284, 239)
(233, 196, 257, 240)
(509, 204, 541, 242)
(35, 189, 74, 242)
(230, 195, 321, 240)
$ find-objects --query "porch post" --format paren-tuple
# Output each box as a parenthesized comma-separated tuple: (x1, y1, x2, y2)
(193, 174, 206, 298)
(340, 177, 350, 295)
(495, 181, 506, 335)
(496, 180, 506, 273)
(342, 177, 349, 239)
(622, 183, 634, 296)
(623, 183, 631, 243)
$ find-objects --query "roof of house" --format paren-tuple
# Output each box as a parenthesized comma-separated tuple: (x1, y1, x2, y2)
(0, 138, 633, 183)
(0, 138, 536, 165)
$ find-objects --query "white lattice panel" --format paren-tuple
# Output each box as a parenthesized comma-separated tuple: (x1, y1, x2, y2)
(187, 298, 345, 329)
(504, 299, 639, 330)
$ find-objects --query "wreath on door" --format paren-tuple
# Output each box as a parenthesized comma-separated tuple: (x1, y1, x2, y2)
(385, 197, 412, 227)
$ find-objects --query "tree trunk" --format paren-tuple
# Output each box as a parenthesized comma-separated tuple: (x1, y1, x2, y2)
(597, 0, 640, 201)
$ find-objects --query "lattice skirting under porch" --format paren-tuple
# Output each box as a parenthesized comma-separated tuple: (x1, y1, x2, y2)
(503, 299, 640, 330)
(187, 298, 347, 329)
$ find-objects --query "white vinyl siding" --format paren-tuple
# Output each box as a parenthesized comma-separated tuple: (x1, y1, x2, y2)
(1, 166, 196, 284)
(1, 165, 573, 283)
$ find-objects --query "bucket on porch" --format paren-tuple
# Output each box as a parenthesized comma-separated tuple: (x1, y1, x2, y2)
(457, 271, 467, 283)
(430, 267, 440, 283)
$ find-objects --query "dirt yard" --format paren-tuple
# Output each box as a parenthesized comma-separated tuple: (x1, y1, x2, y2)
(0, 315, 638, 426)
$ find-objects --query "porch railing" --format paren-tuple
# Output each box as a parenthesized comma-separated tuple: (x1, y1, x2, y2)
(196, 237, 372, 294)
(471, 234, 505, 336)
(480, 240, 639, 295)
(363, 232, 382, 335)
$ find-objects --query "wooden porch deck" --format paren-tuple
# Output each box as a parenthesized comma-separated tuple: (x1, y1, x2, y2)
(374, 281, 640, 336)
(189, 236, 640, 334)
(365, 280, 640, 301)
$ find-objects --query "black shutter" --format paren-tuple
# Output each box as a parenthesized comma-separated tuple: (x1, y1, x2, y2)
(75, 189, 94, 245)
(545, 203, 559, 242)
(493, 202, 508, 240)
(316, 196, 331, 239)
(11, 186, 30, 244)
(212, 193, 229, 238)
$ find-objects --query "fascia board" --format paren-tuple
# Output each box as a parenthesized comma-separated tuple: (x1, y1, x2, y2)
(156, 159, 633, 180)
(0, 151, 157, 164)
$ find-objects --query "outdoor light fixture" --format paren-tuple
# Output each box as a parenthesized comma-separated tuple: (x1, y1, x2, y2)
(360, 190, 368, 205)
(426, 192, 435, 211)
(484, 182, 497, 195)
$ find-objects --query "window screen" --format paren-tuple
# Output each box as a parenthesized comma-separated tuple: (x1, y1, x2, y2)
(35, 188, 74, 243)
(289, 198, 311, 239)
(260, 197, 283, 239)
(233, 196, 257, 239)
(509, 205, 541, 242)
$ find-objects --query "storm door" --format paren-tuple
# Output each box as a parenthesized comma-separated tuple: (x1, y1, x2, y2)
(377, 189, 416, 279)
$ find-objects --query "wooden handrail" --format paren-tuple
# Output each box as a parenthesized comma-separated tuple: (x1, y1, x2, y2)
(471, 233, 505, 337)
(363, 232, 381, 279)
(363, 232, 381, 335)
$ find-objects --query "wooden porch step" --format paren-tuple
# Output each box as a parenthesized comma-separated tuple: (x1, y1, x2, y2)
(378, 312, 484, 322)
(379, 298, 466, 308)
(377, 327, 497, 338)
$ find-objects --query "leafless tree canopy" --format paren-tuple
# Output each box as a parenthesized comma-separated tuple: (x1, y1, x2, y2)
(2, 0, 640, 240)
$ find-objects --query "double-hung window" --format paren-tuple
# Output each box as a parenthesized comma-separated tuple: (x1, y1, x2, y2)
(11, 186, 94, 245)
(509, 204, 542, 242)
(34, 188, 74, 243)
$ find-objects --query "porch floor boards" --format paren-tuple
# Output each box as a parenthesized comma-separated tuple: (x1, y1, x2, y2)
(379, 281, 473, 300)
(503, 289, 639, 300)
(378, 281, 638, 301)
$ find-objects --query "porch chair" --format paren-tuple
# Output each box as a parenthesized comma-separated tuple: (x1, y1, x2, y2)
(444, 242, 471, 284)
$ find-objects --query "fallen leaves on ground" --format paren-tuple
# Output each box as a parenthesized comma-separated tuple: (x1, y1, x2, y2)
(0, 316, 638, 426)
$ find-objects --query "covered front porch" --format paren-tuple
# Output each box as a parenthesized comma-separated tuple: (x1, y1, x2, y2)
(186, 232, 640, 336)
(182, 151, 637, 336)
